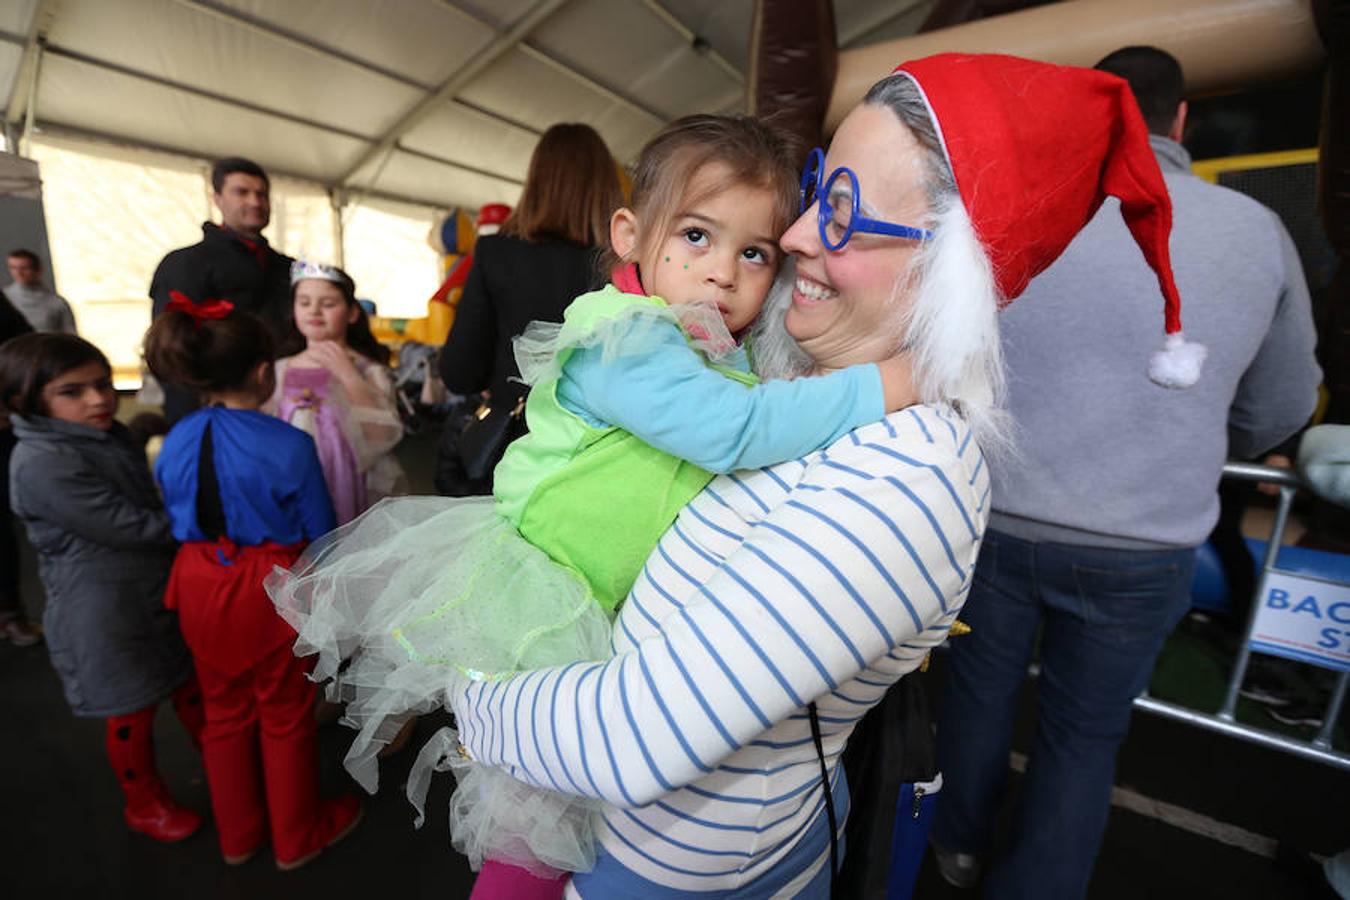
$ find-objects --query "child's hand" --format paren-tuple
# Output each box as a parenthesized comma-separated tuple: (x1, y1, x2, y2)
(877, 356, 918, 413)
(307, 341, 361, 385)
(306, 341, 382, 408)
(1256, 453, 1292, 497)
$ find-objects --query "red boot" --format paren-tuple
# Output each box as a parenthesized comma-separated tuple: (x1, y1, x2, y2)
(170, 676, 206, 753)
(106, 708, 203, 842)
(275, 795, 363, 871)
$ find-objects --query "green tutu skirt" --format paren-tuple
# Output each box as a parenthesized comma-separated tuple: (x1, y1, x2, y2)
(266, 495, 611, 874)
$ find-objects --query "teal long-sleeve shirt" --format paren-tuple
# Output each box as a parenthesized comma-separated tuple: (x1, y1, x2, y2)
(554, 321, 885, 474)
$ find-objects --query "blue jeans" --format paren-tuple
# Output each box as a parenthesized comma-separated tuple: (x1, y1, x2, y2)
(932, 529, 1195, 900)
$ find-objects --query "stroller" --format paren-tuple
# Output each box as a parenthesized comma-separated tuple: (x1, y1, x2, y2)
(391, 341, 468, 436)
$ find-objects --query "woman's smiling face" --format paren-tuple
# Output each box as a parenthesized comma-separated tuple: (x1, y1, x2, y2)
(779, 103, 933, 370)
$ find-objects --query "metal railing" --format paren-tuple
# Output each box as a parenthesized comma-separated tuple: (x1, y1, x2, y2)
(1133, 461, 1350, 771)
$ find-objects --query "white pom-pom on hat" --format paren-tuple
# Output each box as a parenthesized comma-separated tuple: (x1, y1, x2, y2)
(1149, 332, 1207, 389)
(893, 55, 1209, 389)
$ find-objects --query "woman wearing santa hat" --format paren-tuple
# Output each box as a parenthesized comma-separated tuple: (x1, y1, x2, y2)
(437, 53, 1199, 899)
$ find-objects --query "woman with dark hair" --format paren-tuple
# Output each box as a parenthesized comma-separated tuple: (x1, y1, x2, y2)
(270, 262, 406, 524)
(0, 331, 204, 842)
(436, 122, 622, 495)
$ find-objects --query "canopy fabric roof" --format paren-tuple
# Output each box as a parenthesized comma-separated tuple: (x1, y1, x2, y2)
(0, 0, 936, 211)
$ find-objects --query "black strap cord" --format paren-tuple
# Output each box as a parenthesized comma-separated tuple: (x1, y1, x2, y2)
(808, 701, 839, 893)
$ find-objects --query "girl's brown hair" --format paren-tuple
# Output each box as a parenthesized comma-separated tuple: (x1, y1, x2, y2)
(0, 333, 111, 417)
(500, 123, 622, 248)
(143, 305, 274, 396)
(601, 115, 804, 275)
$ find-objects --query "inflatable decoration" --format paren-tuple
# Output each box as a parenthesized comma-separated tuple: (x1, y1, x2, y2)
(370, 203, 512, 349)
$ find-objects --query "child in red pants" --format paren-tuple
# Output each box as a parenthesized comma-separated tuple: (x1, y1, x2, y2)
(146, 295, 361, 868)
(0, 333, 204, 842)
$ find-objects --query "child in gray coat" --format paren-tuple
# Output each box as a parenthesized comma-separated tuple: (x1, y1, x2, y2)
(0, 333, 204, 843)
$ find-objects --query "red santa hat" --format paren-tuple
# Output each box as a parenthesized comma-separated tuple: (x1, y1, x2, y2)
(892, 53, 1205, 388)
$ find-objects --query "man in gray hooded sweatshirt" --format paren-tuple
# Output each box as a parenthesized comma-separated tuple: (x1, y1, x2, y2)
(3, 249, 76, 334)
(931, 46, 1322, 900)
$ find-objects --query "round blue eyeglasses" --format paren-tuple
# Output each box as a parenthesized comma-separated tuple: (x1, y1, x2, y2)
(799, 147, 933, 251)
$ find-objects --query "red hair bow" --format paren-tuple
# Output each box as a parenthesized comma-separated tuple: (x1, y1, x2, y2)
(167, 290, 234, 326)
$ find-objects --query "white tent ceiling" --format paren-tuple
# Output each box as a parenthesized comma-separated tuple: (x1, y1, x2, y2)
(0, 0, 937, 211)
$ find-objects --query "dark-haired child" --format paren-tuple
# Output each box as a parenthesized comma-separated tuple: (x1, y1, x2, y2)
(145, 295, 361, 869)
(269, 262, 405, 524)
(0, 332, 204, 842)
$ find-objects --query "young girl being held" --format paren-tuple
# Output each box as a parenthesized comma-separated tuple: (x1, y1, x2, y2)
(270, 115, 914, 895)
(270, 265, 406, 525)
(145, 297, 361, 869)
(0, 333, 203, 843)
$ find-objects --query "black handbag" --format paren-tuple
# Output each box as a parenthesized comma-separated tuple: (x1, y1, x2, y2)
(458, 394, 527, 480)
(833, 673, 941, 899)
(435, 393, 527, 496)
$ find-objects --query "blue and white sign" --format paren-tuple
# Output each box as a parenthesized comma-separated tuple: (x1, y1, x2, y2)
(1249, 570, 1350, 672)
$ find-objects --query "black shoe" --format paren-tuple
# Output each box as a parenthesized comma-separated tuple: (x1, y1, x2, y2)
(1, 617, 42, 647)
(931, 841, 983, 889)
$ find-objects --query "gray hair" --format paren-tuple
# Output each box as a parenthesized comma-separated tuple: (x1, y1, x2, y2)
(864, 73, 1010, 455)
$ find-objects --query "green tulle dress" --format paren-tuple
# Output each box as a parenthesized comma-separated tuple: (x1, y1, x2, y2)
(266, 282, 754, 875)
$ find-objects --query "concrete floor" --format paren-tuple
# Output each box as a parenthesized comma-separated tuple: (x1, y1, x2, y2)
(3, 423, 1349, 898)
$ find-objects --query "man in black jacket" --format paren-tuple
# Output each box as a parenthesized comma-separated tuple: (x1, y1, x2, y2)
(148, 156, 293, 421)
(0, 292, 36, 644)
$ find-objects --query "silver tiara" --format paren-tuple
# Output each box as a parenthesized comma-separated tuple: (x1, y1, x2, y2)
(290, 259, 346, 286)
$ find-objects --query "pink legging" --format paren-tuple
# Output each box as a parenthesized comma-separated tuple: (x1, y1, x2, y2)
(469, 859, 569, 900)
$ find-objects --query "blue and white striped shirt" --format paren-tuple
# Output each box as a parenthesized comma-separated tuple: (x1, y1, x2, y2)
(452, 405, 989, 896)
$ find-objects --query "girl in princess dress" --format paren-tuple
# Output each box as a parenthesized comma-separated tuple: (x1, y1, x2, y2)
(270, 263, 406, 525)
